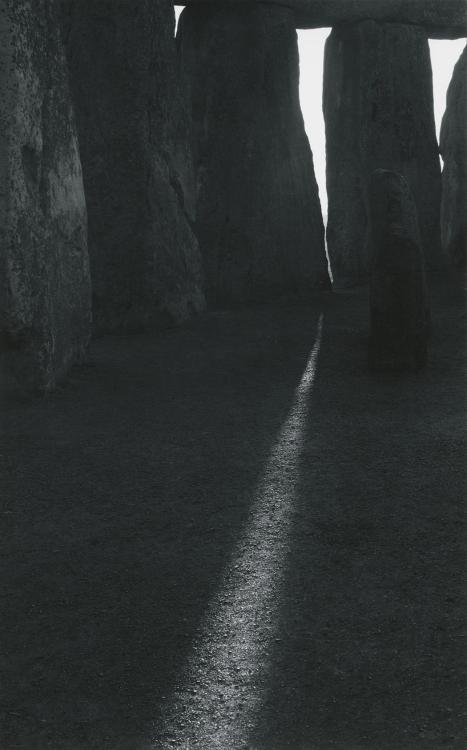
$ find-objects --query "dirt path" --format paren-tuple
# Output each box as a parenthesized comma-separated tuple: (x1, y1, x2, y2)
(1, 275, 466, 749)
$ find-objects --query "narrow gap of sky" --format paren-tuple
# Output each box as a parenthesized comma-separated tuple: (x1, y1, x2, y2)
(175, 8, 465, 216)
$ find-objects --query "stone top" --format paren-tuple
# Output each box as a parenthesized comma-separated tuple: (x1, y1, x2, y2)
(175, 1, 467, 38)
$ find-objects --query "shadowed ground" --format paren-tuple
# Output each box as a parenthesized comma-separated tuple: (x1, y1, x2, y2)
(1, 273, 465, 749)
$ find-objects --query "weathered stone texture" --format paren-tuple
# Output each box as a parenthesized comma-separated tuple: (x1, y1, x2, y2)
(178, 5, 330, 306)
(323, 21, 442, 288)
(62, 0, 205, 333)
(368, 170, 430, 372)
(0, 0, 91, 392)
(176, 0, 467, 38)
(440, 45, 467, 270)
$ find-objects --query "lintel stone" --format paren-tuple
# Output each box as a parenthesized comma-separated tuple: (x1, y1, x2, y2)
(174, 1, 467, 39)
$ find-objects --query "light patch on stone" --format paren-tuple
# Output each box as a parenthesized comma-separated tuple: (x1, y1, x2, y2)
(47, 138, 86, 222)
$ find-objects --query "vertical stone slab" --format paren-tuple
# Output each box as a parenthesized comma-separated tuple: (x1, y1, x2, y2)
(0, 0, 91, 393)
(62, 0, 205, 333)
(324, 21, 443, 288)
(178, 5, 330, 306)
(440, 45, 467, 270)
(368, 170, 430, 372)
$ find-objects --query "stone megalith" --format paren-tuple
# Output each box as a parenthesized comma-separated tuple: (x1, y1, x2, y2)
(323, 21, 443, 288)
(61, 1, 205, 333)
(368, 170, 430, 372)
(0, 0, 91, 393)
(440, 45, 467, 270)
(177, 5, 330, 306)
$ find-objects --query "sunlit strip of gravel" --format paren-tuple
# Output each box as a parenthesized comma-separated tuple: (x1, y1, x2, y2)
(154, 316, 324, 750)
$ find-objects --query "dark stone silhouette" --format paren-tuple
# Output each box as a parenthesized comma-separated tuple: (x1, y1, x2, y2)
(440, 45, 467, 270)
(176, 0, 467, 38)
(177, 4, 330, 306)
(61, 0, 205, 333)
(0, 0, 91, 393)
(368, 169, 430, 372)
(324, 20, 443, 288)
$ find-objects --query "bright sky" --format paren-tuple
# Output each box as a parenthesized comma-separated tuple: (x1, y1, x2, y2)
(175, 8, 465, 214)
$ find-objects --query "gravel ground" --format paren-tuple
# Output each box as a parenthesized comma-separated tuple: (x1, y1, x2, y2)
(1, 273, 466, 750)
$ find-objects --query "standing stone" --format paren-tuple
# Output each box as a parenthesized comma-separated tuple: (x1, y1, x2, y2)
(368, 170, 430, 372)
(440, 45, 467, 270)
(0, 0, 91, 393)
(177, 5, 330, 306)
(324, 21, 443, 288)
(61, 0, 205, 333)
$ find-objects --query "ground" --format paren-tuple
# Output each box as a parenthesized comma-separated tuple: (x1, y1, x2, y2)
(1, 273, 466, 750)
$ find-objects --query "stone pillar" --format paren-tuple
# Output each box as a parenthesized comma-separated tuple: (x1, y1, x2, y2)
(324, 21, 443, 288)
(0, 0, 92, 393)
(368, 170, 430, 372)
(440, 45, 467, 270)
(178, 4, 330, 306)
(61, 0, 205, 333)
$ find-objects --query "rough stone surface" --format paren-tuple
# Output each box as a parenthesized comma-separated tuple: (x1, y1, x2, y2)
(176, 0, 467, 39)
(323, 20, 442, 288)
(61, 0, 205, 333)
(368, 169, 430, 372)
(440, 45, 467, 270)
(177, 5, 330, 306)
(0, 0, 91, 393)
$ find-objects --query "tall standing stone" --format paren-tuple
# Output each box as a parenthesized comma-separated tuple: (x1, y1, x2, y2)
(368, 169, 430, 372)
(440, 45, 467, 270)
(178, 5, 330, 306)
(61, 0, 205, 333)
(0, 0, 91, 393)
(324, 21, 443, 288)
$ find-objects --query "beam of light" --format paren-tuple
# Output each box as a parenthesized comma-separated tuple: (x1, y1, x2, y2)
(153, 315, 324, 750)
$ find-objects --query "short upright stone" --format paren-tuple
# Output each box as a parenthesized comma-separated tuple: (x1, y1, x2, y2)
(178, 5, 330, 306)
(368, 170, 430, 372)
(0, 0, 91, 392)
(324, 21, 443, 288)
(440, 45, 467, 270)
(62, 1, 205, 333)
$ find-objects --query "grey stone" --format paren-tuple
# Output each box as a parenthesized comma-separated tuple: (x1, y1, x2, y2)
(323, 20, 443, 288)
(440, 45, 467, 270)
(61, 0, 205, 333)
(368, 169, 430, 372)
(177, 4, 330, 306)
(176, 0, 467, 39)
(0, 0, 91, 393)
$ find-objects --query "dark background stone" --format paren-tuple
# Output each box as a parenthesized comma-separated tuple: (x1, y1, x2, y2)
(178, 4, 330, 306)
(440, 45, 467, 270)
(0, 0, 91, 393)
(324, 20, 443, 288)
(368, 169, 430, 372)
(61, 0, 205, 334)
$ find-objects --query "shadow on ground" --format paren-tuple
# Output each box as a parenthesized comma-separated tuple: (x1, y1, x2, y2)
(1, 273, 466, 750)
(1, 304, 323, 749)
